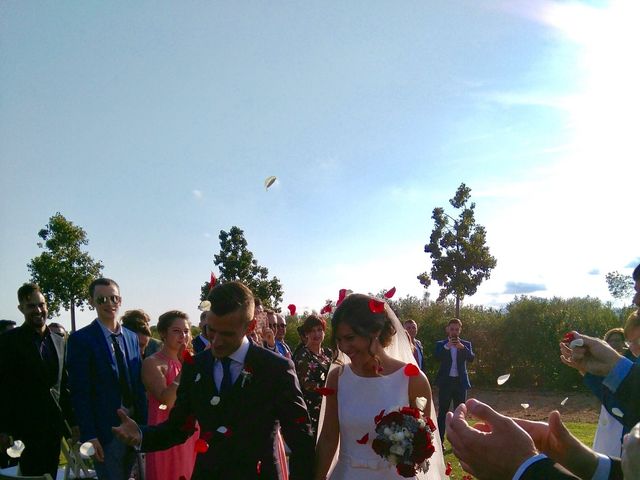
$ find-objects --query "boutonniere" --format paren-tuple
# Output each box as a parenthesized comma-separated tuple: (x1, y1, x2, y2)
(241, 366, 253, 387)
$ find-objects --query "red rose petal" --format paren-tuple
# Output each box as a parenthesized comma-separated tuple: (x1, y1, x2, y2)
(320, 304, 333, 315)
(209, 272, 217, 289)
(427, 417, 437, 431)
(445, 462, 452, 476)
(294, 416, 307, 424)
(336, 288, 347, 306)
(256, 461, 262, 475)
(404, 364, 420, 377)
(368, 299, 385, 313)
(383, 286, 396, 299)
(181, 349, 194, 364)
(562, 332, 575, 343)
(194, 438, 209, 453)
(315, 387, 336, 396)
(223, 427, 233, 437)
(287, 304, 296, 316)
(374, 409, 385, 424)
(356, 432, 369, 444)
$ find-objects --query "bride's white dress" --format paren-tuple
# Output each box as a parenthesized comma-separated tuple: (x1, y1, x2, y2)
(329, 364, 446, 480)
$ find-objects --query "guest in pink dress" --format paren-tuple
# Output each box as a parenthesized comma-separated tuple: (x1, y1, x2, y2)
(142, 310, 198, 480)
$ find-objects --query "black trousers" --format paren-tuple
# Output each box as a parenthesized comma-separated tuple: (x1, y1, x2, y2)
(437, 376, 468, 442)
(19, 433, 61, 477)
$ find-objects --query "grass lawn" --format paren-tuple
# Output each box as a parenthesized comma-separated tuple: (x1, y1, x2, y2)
(442, 421, 597, 479)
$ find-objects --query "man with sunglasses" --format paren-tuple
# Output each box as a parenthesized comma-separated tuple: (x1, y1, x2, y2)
(68, 278, 147, 479)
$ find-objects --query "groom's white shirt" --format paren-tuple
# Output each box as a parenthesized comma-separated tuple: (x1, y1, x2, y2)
(213, 335, 250, 390)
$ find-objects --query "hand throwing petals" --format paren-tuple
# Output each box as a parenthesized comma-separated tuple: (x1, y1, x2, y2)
(404, 364, 420, 377)
(315, 387, 336, 396)
(497, 373, 511, 385)
(356, 433, 369, 444)
(383, 286, 396, 299)
(368, 299, 385, 313)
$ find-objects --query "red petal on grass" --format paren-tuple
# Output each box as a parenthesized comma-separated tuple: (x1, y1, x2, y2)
(368, 299, 385, 313)
(445, 462, 452, 476)
(356, 433, 369, 444)
(315, 387, 336, 396)
(383, 286, 396, 299)
(374, 409, 385, 424)
(404, 364, 420, 377)
(181, 349, 194, 364)
(287, 304, 296, 316)
(194, 438, 209, 453)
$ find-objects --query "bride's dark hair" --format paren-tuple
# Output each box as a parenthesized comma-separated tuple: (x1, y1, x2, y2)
(330, 294, 396, 366)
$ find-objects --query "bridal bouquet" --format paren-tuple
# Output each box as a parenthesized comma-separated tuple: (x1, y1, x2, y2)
(371, 406, 436, 478)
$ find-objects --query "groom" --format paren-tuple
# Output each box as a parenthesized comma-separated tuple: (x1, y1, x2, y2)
(113, 281, 315, 479)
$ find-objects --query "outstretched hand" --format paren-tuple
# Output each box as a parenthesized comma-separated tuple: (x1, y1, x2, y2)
(111, 408, 141, 447)
(622, 422, 640, 479)
(514, 410, 599, 479)
(559, 331, 622, 377)
(446, 398, 538, 479)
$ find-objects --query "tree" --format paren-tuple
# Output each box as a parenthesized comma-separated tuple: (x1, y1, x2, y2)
(605, 271, 634, 301)
(28, 213, 104, 331)
(200, 226, 284, 308)
(419, 183, 497, 317)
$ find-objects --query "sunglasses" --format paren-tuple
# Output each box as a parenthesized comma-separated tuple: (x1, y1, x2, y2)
(95, 295, 121, 305)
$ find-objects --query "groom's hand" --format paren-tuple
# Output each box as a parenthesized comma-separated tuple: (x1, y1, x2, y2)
(111, 408, 142, 447)
(559, 332, 622, 377)
(446, 398, 538, 479)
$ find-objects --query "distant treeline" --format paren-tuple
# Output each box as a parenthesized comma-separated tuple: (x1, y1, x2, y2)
(285, 296, 635, 391)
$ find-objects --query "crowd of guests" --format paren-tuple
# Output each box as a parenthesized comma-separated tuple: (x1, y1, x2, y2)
(0, 265, 639, 480)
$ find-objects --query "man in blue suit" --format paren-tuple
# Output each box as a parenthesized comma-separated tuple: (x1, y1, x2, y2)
(434, 317, 474, 442)
(68, 278, 147, 479)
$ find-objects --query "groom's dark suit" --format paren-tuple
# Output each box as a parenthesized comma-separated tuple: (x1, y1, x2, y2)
(0, 324, 74, 475)
(141, 342, 315, 479)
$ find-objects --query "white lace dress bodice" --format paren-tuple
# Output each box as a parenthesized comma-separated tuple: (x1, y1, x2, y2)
(329, 364, 443, 480)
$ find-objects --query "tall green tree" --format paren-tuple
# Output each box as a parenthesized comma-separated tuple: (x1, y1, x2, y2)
(605, 271, 634, 301)
(200, 226, 284, 308)
(419, 183, 497, 317)
(28, 212, 104, 331)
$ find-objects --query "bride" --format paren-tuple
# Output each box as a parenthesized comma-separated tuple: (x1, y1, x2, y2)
(315, 293, 446, 480)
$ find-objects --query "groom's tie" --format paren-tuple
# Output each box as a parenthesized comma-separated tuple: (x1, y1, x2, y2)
(220, 357, 233, 395)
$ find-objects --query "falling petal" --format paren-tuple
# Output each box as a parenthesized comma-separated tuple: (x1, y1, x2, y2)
(194, 438, 209, 453)
(521, 403, 530, 409)
(79, 442, 95, 458)
(404, 364, 420, 377)
(569, 338, 584, 348)
(158, 404, 168, 410)
(497, 374, 511, 385)
(368, 299, 385, 313)
(374, 409, 386, 424)
(383, 286, 396, 299)
(6, 440, 25, 459)
(287, 304, 296, 316)
(198, 301, 211, 312)
(561, 397, 569, 406)
(415, 397, 427, 411)
(612, 408, 624, 418)
(264, 176, 277, 190)
(209, 272, 217, 289)
(256, 461, 262, 475)
(195, 373, 201, 382)
(356, 433, 369, 444)
(337, 288, 348, 306)
(210, 396, 221, 406)
(216, 426, 228, 434)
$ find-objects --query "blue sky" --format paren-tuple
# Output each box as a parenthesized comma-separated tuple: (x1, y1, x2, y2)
(1, 1, 638, 330)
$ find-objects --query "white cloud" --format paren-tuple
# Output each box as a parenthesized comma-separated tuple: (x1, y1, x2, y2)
(192, 189, 203, 199)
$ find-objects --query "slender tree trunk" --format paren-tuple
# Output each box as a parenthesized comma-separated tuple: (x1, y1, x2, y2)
(70, 300, 76, 332)
(455, 295, 460, 319)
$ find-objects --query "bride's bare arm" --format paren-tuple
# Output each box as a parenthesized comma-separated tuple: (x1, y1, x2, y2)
(315, 367, 340, 480)
(409, 371, 433, 416)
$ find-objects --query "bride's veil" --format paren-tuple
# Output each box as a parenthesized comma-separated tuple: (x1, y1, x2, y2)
(317, 300, 447, 479)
